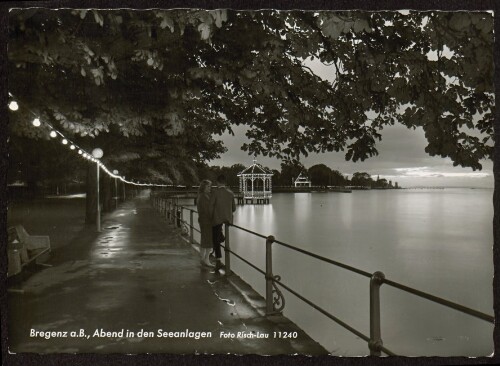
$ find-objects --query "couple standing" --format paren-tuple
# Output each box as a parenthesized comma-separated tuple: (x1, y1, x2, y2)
(197, 175, 236, 270)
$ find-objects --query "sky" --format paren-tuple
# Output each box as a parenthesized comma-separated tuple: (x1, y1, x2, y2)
(210, 51, 494, 189)
(210, 123, 493, 188)
(210, 61, 493, 189)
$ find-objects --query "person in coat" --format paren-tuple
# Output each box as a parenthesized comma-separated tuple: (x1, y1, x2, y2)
(197, 179, 214, 267)
(209, 174, 236, 271)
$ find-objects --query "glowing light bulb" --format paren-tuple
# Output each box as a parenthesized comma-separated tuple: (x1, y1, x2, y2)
(50, 131, 57, 138)
(92, 148, 103, 159)
(9, 101, 19, 111)
(32, 118, 41, 127)
(78, 150, 82, 155)
(70, 145, 75, 150)
(62, 139, 68, 145)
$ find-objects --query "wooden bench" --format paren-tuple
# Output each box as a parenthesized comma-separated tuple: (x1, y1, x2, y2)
(7, 225, 51, 277)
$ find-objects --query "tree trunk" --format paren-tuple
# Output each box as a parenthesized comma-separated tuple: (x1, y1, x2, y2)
(493, 122, 499, 315)
(26, 162, 39, 199)
(102, 173, 112, 212)
(116, 180, 124, 202)
(85, 162, 98, 225)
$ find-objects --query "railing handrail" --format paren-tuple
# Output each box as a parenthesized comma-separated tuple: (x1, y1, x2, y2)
(230, 219, 494, 323)
(383, 278, 494, 323)
(273, 237, 373, 278)
(152, 196, 494, 356)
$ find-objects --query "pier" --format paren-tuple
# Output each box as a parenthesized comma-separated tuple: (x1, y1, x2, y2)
(235, 193, 271, 205)
(6, 193, 326, 355)
(154, 193, 494, 357)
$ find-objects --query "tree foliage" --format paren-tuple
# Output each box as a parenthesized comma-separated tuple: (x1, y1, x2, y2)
(8, 9, 494, 185)
(308, 164, 348, 187)
(276, 159, 306, 186)
(351, 172, 373, 187)
(199, 163, 247, 187)
(308, 164, 331, 186)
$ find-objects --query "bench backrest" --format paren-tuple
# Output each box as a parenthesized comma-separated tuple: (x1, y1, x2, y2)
(14, 225, 30, 243)
(7, 227, 19, 244)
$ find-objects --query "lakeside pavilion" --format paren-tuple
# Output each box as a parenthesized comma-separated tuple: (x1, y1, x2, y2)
(237, 159, 273, 204)
(294, 173, 311, 188)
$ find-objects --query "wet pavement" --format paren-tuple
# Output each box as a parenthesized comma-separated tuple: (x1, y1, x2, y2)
(7, 194, 327, 355)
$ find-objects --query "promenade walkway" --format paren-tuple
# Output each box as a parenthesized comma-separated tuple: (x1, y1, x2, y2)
(7, 193, 327, 355)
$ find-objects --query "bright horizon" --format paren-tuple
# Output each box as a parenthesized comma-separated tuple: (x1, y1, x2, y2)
(210, 123, 493, 189)
(209, 52, 493, 189)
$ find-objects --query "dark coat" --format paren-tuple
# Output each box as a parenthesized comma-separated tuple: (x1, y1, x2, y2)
(197, 193, 213, 248)
(209, 186, 236, 225)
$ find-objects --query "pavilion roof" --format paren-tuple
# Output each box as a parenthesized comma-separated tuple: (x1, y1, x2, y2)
(294, 173, 310, 182)
(237, 160, 273, 176)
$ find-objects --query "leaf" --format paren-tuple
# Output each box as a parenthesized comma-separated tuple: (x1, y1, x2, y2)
(211, 10, 228, 28)
(343, 21, 354, 33)
(353, 18, 371, 33)
(321, 17, 344, 39)
(160, 15, 175, 32)
(197, 23, 211, 40)
(93, 11, 104, 27)
(448, 13, 470, 31)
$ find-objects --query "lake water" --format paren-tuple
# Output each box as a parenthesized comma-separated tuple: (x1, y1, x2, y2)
(187, 188, 494, 356)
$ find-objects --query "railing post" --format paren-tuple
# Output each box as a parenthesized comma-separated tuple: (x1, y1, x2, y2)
(189, 210, 194, 244)
(265, 235, 275, 314)
(369, 271, 385, 356)
(174, 199, 178, 225)
(224, 223, 231, 274)
(176, 206, 181, 228)
(171, 201, 175, 224)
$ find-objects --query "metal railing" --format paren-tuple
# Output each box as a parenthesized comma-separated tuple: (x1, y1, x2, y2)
(151, 194, 494, 356)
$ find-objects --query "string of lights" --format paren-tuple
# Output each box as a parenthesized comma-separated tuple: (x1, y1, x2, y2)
(8, 93, 173, 188)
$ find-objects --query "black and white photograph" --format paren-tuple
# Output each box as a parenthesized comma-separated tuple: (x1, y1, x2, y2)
(1, 1, 497, 363)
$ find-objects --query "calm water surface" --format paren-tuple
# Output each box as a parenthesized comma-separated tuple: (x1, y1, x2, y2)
(188, 188, 494, 356)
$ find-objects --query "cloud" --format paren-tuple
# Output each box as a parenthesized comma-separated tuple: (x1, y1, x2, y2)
(393, 166, 490, 179)
(211, 120, 493, 188)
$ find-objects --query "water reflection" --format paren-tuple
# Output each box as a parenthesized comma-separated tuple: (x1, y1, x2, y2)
(182, 189, 493, 355)
(227, 189, 493, 356)
(235, 203, 275, 233)
(92, 223, 130, 260)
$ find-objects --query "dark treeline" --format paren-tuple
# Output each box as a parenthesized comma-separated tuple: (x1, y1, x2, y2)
(7, 143, 399, 202)
(197, 161, 399, 189)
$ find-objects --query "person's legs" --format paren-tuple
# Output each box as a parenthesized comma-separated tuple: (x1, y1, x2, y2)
(200, 248, 214, 267)
(212, 224, 224, 270)
(212, 225, 223, 259)
(205, 250, 214, 266)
